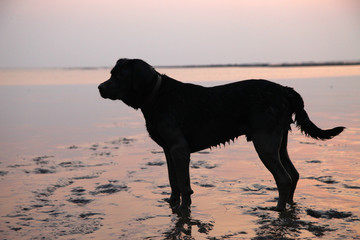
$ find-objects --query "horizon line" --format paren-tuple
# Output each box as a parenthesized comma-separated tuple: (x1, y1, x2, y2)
(1, 60, 360, 70)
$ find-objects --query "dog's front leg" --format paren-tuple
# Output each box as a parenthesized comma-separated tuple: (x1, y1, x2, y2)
(164, 148, 180, 207)
(158, 123, 194, 213)
(169, 142, 193, 212)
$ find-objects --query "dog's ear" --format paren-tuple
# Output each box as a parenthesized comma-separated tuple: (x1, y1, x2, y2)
(116, 58, 129, 65)
(131, 59, 157, 92)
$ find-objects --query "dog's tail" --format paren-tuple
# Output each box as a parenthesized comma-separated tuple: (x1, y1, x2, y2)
(287, 87, 345, 140)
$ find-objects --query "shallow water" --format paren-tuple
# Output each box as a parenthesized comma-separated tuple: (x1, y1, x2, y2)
(0, 67, 359, 239)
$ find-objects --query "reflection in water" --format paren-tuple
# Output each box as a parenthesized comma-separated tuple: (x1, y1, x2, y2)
(252, 206, 305, 239)
(248, 205, 352, 239)
(163, 205, 344, 239)
(163, 212, 214, 240)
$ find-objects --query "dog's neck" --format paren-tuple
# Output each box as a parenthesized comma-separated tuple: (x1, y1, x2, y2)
(142, 74, 162, 108)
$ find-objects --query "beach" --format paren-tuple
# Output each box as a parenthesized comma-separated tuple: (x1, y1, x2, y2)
(0, 66, 359, 239)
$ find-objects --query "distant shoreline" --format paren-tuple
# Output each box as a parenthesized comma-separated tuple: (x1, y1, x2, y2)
(156, 61, 360, 69)
(1, 61, 360, 70)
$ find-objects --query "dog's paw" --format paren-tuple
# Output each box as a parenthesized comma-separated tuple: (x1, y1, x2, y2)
(169, 195, 181, 207)
(175, 204, 191, 217)
(287, 198, 296, 205)
(169, 200, 180, 209)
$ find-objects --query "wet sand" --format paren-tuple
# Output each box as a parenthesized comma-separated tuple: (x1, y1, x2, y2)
(0, 70, 359, 239)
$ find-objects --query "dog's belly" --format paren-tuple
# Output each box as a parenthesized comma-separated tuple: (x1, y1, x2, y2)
(184, 118, 247, 152)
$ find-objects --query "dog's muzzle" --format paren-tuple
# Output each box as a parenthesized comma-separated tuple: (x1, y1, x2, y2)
(98, 83, 110, 99)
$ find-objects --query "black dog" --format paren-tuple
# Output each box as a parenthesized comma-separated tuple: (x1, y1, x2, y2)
(98, 58, 344, 212)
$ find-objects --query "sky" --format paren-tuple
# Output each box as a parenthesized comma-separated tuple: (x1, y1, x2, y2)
(0, 0, 359, 68)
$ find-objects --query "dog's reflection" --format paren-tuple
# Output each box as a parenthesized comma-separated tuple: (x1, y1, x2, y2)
(251, 206, 331, 238)
(163, 212, 214, 239)
(255, 207, 300, 239)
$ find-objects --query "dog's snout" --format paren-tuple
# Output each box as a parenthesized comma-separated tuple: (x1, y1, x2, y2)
(98, 82, 108, 98)
(98, 82, 105, 91)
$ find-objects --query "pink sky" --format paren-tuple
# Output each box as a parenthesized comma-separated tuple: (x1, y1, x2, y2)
(0, 0, 359, 68)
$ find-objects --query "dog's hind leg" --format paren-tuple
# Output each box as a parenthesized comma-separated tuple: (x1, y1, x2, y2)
(252, 131, 293, 211)
(164, 148, 180, 207)
(279, 131, 299, 205)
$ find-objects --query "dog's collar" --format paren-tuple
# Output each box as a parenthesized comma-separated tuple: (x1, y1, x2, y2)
(143, 74, 162, 108)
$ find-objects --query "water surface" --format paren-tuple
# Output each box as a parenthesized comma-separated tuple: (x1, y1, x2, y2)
(0, 66, 359, 239)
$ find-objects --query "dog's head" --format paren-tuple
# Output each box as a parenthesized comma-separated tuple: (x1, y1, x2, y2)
(98, 58, 160, 109)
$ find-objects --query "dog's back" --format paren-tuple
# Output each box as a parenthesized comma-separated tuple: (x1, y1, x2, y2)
(145, 77, 294, 152)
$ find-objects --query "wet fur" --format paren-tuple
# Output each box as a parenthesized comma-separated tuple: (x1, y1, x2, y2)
(98, 59, 345, 212)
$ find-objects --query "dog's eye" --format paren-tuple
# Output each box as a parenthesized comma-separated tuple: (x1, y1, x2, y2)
(116, 69, 129, 78)
(116, 72, 125, 79)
